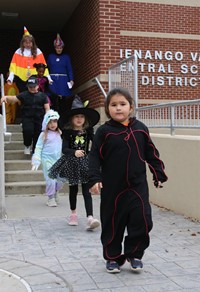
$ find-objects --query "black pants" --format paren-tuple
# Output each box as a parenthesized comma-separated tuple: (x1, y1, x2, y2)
(22, 116, 42, 153)
(69, 183, 93, 217)
(100, 182, 153, 265)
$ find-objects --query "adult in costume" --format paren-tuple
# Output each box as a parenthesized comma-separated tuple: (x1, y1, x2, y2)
(7, 26, 52, 93)
(47, 33, 74, 124)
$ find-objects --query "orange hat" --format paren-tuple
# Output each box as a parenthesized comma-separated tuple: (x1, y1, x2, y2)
(24, 26, 30, 36)
(54, 33, 64, 47)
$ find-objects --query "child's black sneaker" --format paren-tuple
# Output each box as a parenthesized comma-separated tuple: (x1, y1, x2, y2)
(106, 260, 120, 273)
(127, 258, 143, 272)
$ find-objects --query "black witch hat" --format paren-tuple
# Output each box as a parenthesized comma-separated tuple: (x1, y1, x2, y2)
(65, 95, 100, 127)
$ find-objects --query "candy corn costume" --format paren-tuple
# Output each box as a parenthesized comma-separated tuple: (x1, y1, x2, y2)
(7, 26, 51, 92)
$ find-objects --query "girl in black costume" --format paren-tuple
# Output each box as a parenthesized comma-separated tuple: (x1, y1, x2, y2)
(88, 88, 168, 273)
(49, 95, 100, 230)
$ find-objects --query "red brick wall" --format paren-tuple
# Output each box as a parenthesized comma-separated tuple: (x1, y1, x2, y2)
(121, 2, 199, 34)
(61, 0, 103, 107)
(120, 2, 200, 102)
(63, 0, 100, 86)
(63, 0, 200, 107)
(62, 0, 122, 107)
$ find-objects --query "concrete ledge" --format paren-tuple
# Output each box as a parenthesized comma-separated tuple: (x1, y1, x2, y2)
(148, 133, 200, 221)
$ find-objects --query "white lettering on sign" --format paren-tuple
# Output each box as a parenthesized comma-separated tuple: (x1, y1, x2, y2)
(119, 49, 200, 87)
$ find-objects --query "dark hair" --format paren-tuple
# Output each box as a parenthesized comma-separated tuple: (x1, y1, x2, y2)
(33, 63, 47, 70)
(105, 87, 134, 118)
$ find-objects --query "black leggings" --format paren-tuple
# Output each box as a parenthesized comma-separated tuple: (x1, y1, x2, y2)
(69, 183, 93, 217)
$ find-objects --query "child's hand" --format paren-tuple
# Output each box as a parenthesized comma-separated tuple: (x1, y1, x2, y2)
(90, 182, 103, 195)
(31, 165, 39, 171)
(75, 150, 85, 157)
(154, 181, 163, 188)
(31, 158, 41, 171)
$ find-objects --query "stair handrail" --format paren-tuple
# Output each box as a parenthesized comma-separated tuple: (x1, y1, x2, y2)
(1, 74, 12, 143)
(93, 77, 107, 99)
(0, 115, 7, 219)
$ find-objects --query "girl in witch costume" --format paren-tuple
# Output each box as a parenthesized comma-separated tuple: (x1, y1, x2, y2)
(48, 95, 100, 230)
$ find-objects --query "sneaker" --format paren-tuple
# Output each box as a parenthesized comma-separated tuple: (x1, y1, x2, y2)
(106, 261, 120, 273)
(24, 146, 31, 155)
(128, 258, 143, 272)
(86, 218, 100, 230)
(46, 197, 57, 207)
(55, 192, 59, 204)
(68, 214, 78, 226)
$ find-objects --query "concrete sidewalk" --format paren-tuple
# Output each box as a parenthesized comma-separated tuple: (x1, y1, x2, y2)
(1, 194, 200, 291)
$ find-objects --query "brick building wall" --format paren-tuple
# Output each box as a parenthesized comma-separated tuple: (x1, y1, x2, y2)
(1, 0, 199, 114)
(119, 0, 200, 104)
(62, 0, 200, 111)
(62, 0, 122, 109)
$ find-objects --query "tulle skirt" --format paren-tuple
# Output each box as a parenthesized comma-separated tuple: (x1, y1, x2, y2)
(48, 155, 89, 186)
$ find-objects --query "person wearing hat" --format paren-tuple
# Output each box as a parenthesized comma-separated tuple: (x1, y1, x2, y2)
(7, 26, 52, 93)
(0, 76, 50, 155)
(47, 33, 74, 121)
(31, 109, 63, 207)
(48, 95, 100, 230)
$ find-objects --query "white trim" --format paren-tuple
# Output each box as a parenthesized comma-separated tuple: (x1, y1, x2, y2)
(121, 30, 200, 40)
(120, 0, 200, 7)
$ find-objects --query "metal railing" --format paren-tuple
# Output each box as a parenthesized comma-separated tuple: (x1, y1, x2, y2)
(0, 115, 6, 219)
(0, 73, 12, 142)
(136, 99, 200, 135)
(108, 54, 138, 108)
(0, 74, 10, 219)
(93, 77, 107, 98)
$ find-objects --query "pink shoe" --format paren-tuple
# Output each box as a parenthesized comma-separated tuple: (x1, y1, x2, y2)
(68, 214, 78, 226)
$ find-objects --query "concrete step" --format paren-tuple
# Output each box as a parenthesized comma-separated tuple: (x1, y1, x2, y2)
(5, 141, 25, 150)
(9, 132, 23, 141)
(5, 181, 46, 195)
(7, 124, 22, 132)
(5, 160, 33, 171)
(5, 150, 32, 160)
(5, 181, 68, 195)
(5, 170, 44, 182)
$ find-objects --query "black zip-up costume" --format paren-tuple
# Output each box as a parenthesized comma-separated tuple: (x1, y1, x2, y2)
(89, 118, 168, 265)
